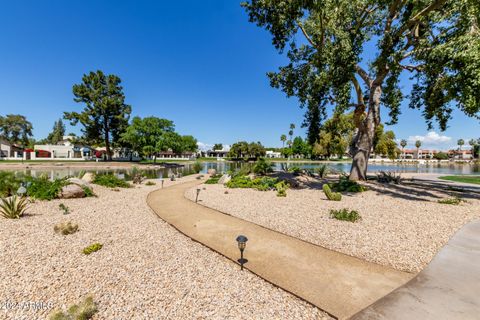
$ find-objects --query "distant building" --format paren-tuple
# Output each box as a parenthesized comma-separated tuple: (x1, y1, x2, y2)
(156, 151, 196, 160)
(0, 139, 26, 159)
(265, 150, 282, 158)
(34, 136, 94, 160)
(448, 149, 473, 160)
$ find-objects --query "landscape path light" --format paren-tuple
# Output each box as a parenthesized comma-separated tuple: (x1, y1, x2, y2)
(195, 188, 201, 203)
(236, 235, 248, 270)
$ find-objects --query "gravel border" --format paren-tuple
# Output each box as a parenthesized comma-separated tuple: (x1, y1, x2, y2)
(0, 176, 330, 320)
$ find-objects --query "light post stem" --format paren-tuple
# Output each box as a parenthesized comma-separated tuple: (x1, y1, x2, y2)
(240, 250, 244, 270)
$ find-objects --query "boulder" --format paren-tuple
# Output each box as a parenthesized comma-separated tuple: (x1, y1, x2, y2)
(60, 184, 85, 199)
(207, 168, 217, 175)
(67, 178, 91, 188)
(218, 174, 231, 185)
(81, 172, 94, 183)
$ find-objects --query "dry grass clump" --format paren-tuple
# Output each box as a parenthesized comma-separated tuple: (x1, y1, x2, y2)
(54, 222, 79, 235)
(48, 295, 97, 320)
(438, 197, 463, 205)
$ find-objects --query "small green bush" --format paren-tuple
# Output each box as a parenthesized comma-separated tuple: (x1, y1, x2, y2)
(330, 209, 361, 222)
(93, 174, 130, 188)
(0, 196, 29, 219)
(54, 222, 79, 235)
(323, 184, 342, 201)
(438, 197, 463, 205)
(26, 176, 69, 200)
(81, 186, 95, 197)
(253, 158, 274, 176)
(275, 180, 289, 197)
(226, 175, 279, 191)
(145, 181, 156, 186)
(59, 203, 70, 215)
(205, 174, 221, 184)
(330, 175, 367, 193)
(288, 166, 302, 175)
(82, 243, 103, 255)
(0, 171, 21, 197)
(316, 164, 329, 178)
(48, 296, 97, 320)
(192, 161, 203, 174)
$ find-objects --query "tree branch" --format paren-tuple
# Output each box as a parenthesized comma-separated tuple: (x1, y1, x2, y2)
(297, 20, 318, 48)
(355, 65, 372, 87)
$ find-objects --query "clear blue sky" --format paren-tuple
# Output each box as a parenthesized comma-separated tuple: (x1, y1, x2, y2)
(0, 1, 478, 150)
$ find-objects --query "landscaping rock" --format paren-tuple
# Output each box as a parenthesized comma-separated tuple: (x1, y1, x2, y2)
(207, 168, 217, 175)
(67, 178, 91, 188)
(60, 184, 85, 199)
(218, 174, 231, 185)
(82, 172, 94, 183)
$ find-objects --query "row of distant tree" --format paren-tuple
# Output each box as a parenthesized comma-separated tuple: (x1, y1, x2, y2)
(0, 70, 198, 160)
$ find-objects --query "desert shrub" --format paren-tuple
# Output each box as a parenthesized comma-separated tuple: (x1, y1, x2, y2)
(253, 158, 274, 176)
(288, 166, 302, 175)
(275, 180, 289, 197)
(316, 164, 329, 178)
(376, 171, 402, 184)
(145, 181, 156, 186)
(93, 174, 130, 188)
(205, 174, 221, 184)
(81, 186, 95, 197)
(0, 196, 29, 219)
(330, 209, 361, 222)
(196, 175, 204, 180)
(323, 184, 342, 201)
(251, 177, 278, 191)
(59, 203, 70, 215)
(330, 175, 367, 193)
(54, 222, 79, 235)
(192, 161, 203, 174)
(48, 296, 97, 320)
(438, 197, 463, 205)
(82, 243, 103, 255)
(0, 171, 21, 197)
(130, 166, 145, 184)
(25, 176, 69, 200)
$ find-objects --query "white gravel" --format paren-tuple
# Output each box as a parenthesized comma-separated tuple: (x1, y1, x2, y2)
(185, 176, 480, 273)
(0, 175, 330, 320)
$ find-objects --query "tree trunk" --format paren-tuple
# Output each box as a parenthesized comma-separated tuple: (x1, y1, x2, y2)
(105, 129, 112, 161)
(349, 85, 381, 181)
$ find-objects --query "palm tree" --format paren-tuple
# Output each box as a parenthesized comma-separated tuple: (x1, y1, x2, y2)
(288, 123, 295, 148)
(457, 139, 465, 159)
(415, 140, 422, 159)
(400, 139, 407, 160)
(280, 134, 287, 148)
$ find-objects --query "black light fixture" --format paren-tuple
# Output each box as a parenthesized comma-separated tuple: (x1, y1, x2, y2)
(195, 188, 201, 203)
(236, 235, 248, 270)
(161, 179, 164, 188)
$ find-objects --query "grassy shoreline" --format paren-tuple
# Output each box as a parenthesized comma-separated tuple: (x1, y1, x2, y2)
(438, 175, 480, 185)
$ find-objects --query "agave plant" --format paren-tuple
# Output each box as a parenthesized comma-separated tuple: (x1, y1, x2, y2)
(0, 196, 29, 219)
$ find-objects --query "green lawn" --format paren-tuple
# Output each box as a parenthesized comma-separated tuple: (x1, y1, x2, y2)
(438, 175, 480, 185)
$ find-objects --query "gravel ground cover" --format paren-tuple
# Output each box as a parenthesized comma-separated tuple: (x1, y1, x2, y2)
(185, 175, 480, 273)
(0, 175, 330, 320)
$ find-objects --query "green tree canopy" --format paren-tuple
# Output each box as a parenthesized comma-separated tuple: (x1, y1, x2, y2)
(46, 118, 66, 144)
(291, 136, 311, 157)
(64, 70, 132, 160)
(373, 124, 399, 160)
(0, 114, 33, 146)
(229, 141, 266, 160)
(313, 113, 355, 159)
(213, 143, 223, 151)
(242, 0, 480, 180)
(121, 116, 175, 156)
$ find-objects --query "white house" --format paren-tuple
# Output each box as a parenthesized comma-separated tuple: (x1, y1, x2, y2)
(34, 136, 94, 160)
(265, 150, 282, 158)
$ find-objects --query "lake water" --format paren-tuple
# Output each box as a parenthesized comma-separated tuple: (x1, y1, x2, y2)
(1, 161, 479, 180)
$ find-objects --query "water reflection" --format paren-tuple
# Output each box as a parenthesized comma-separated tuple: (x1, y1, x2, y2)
(1, 161, 478, 180)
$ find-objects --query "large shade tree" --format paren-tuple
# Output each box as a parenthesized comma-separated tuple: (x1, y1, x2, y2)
(0, 114, 33, 147)
(64, 70, 132, 160)
(121, 116, 175, 159)
(242, 0, 480, 180)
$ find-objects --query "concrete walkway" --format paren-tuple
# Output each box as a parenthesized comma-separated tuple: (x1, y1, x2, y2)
(147, 179, 412, 319)
(351, 219, 480, 320)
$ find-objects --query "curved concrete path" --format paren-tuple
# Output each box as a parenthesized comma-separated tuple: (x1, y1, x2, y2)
(351, 219, 480, 320)
(147, 179, 413, 319)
